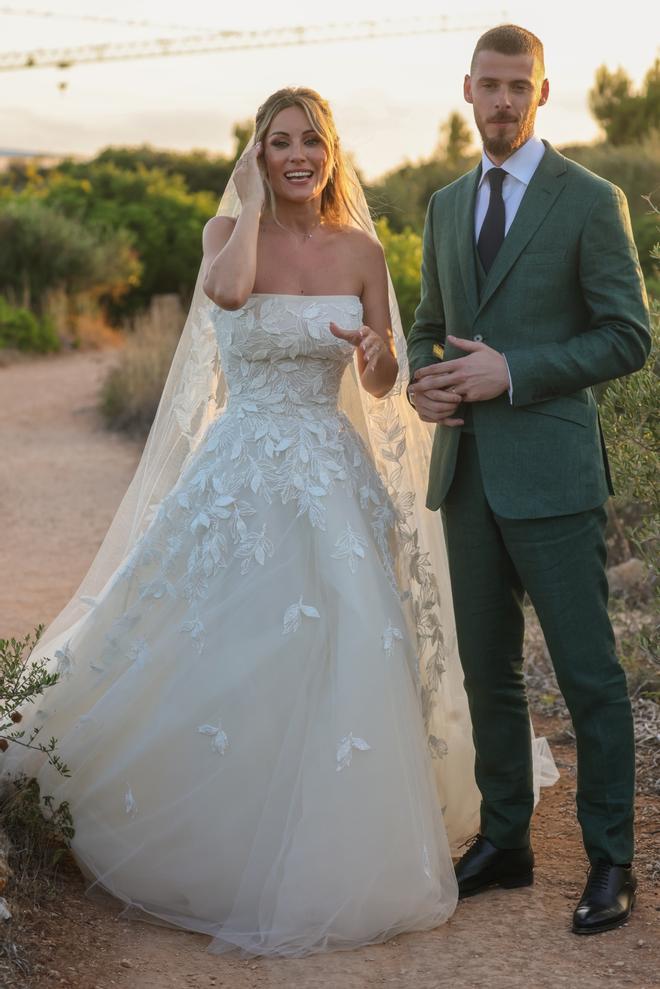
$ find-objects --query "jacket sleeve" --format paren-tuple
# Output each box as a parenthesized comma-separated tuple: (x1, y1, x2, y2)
(406, 192, 447, 381)
(504, 183, 651, 407)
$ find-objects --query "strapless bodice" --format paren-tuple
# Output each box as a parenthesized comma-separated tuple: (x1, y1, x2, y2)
(210, 294, 363, 419)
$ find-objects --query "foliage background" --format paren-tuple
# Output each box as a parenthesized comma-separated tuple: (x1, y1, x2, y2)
(0, 59, 657, 345)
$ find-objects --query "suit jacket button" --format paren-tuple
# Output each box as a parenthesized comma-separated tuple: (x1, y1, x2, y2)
(473, 334, 483, 342)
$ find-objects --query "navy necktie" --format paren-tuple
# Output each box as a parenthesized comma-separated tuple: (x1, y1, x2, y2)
(477, 168, 507, 273)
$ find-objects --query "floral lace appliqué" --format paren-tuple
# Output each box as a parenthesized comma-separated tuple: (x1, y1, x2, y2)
(282, 598, 320, 635)
(336, 733, 371, 772)
(331, 524, 367, 574)
(382, 622, 404, 656)
(198, 719, 230, 755)
(54, 641, 74, 678)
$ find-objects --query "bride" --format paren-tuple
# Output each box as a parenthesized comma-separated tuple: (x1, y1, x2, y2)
(3, 87, 552, 957)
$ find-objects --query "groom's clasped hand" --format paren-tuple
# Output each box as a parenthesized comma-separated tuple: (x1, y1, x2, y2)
(409, 335, 510, 424)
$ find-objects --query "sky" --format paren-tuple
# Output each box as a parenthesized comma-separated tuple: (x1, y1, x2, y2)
(0, 0, 657, 179)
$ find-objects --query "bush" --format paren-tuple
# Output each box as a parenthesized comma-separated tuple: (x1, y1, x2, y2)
(0, 297, 59, 353)
(560, 137, 659, 219)
(0, 629, 74, 989)
(35, 164, 215, 317)
(367, 155, 479, 235)
(0, 627, 69, 778)
(0, 626, 74, 858)
(375, 218, 423, 336)
(599, 301, 659, 512)
(100, 294, 185, 436)
(0, 198, 139, 316)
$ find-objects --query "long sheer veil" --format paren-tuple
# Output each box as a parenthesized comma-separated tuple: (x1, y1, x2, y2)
(20, 142, 556, 850)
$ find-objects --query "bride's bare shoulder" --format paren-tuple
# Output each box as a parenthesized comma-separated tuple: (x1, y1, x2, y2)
(334, 224, 384, 261)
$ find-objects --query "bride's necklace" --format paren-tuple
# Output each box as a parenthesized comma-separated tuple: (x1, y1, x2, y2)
(275, 218, 322, 244)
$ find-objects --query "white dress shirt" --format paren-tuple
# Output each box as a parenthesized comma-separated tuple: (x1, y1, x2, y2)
(475, 135, 546, 400)
(475, 134, 546, 240)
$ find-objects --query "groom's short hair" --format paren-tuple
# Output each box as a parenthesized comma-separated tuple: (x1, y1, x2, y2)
(471, 24, 545, 76)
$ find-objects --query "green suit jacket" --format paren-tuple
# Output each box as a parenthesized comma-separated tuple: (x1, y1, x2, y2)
(407, 142, 651, 518)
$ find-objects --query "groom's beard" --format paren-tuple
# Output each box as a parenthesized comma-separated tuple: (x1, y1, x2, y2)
(476, 108, 536, 160)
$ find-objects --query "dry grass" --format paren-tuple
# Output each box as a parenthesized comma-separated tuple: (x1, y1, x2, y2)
(71, 312, 124, 351)
(100, 294, 185, 437)
(0, 781, 74, 988)
(525, 594, 659, 799)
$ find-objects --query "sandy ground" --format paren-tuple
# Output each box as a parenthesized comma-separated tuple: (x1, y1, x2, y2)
(0, 351, 658, 989)
(0, 351, 141, 641)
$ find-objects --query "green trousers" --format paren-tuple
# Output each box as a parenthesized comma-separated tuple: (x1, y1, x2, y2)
(441, 433, 635, 865)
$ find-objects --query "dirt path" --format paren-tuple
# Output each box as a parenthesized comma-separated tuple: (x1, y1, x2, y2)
(1, 352, 658, 989)
(0, 351, 141, 641)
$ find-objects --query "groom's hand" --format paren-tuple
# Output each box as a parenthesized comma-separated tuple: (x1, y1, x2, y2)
(408, 367, 464, 426)
(416, 336, 509, 402)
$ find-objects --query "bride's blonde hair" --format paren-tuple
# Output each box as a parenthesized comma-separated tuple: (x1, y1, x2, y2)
(254, 87, 365, 230)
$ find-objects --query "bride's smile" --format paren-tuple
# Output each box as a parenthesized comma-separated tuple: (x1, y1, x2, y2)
(264, 105, 330, 208)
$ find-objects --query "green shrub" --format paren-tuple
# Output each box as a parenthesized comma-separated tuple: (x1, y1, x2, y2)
(599, 303, 659, 511)
(0, 627, 74, 858)
(34, 164, 215, 317)
(560, 136, 659, 223)
(375, 218, 423, 336)
(0, 198, 139, 317)
(0, 627, 69, 777)
(0, 296, 59, 353)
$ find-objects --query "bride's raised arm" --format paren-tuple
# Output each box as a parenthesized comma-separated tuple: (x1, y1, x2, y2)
(202, 143, 264, 310)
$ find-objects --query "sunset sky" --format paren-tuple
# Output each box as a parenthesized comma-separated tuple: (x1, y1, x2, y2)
(0, 0, 657, 179)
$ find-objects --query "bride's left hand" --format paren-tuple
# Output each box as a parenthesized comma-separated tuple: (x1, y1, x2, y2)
(329, 322, 389, 370)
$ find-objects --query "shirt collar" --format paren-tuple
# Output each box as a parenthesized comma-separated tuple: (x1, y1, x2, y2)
(479, 135, 546, 187)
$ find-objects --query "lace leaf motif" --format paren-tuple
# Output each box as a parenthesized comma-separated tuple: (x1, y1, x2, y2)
(282, 597, 321, 635)
(331, 523, 367, 574)
(198, 720, 230, 755)
(336, 733, 372, 772)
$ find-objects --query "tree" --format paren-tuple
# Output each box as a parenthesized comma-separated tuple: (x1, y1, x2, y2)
(88, 145, 235, 197)
(0, 198, 138, 315)
(589, 59, 660, 145)
(27, 163, 216, 315)
(435, 112, 474, 166)
(232, 120, 254, 160)
(366, 112, 479, 235)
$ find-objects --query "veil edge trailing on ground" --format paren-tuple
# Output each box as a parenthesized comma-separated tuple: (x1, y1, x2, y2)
(20, 141, 557, 850)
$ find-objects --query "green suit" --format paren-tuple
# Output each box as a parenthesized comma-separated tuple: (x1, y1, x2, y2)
(407, 142, 651, 864)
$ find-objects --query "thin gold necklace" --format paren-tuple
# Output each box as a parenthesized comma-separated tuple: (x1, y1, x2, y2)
(273, 218, 322, 242)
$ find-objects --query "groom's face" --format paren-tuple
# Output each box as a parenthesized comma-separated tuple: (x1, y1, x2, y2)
(464, 50, 549, 161)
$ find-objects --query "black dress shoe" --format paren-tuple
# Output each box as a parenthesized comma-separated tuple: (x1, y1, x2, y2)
(455, 835, 534, 899)
(572, 861, 637, 935)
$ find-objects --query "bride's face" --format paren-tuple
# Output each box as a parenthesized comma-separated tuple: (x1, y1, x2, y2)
(263, 106, 330, 206)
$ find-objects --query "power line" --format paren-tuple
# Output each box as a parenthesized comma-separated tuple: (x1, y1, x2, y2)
(0, 5, 221, 33)
(0, 14, 501, 73)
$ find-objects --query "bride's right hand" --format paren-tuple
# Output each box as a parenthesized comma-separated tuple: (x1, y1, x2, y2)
(233, 143, 265, 210)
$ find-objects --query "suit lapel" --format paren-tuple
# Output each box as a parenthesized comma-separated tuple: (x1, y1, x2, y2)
(455, 164, 481, 317)
(477, 142, 568, 314)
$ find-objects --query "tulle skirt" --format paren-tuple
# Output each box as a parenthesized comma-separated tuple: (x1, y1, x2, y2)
(7, 429, 459, 956)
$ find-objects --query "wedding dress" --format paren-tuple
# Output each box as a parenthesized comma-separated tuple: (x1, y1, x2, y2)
(6, 292, 476, 956)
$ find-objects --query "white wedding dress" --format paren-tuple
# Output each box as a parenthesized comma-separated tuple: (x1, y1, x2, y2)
(9, 294, 469, 956)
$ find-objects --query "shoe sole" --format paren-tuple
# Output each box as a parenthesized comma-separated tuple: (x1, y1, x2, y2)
(459, 872, 534, 899)
(571, 896, 635, 936)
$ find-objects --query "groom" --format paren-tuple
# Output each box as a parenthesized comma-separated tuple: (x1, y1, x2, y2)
(407, 24, 650, 934)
